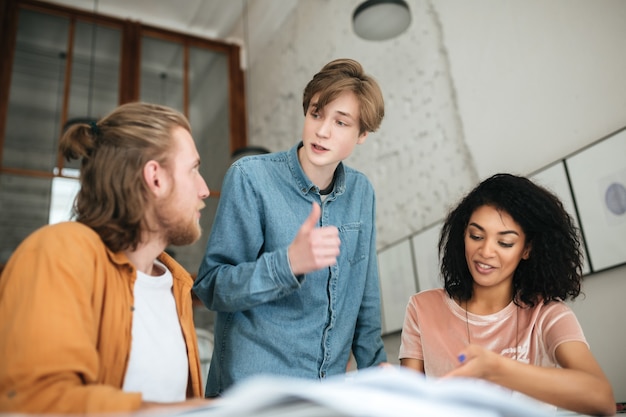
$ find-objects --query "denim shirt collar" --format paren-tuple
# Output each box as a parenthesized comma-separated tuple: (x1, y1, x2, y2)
(287, 141, 346, 197)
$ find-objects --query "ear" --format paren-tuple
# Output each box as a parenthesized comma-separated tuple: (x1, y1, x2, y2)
(143, 160, 168, 197)
(356, 130, 369, 145)
(522, 244, 532, 260)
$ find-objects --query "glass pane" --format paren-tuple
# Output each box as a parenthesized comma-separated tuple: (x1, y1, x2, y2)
(189, 47, 231, 192)
(140, 36, 184, 112)
(49, 169, 80, 224)
(3, 9, 69, 172)
(66, 21, 121, 170)
(0, 173, 52, 265)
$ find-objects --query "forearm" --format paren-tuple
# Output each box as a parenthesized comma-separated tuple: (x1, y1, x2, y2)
(353, 304, 386, 366)
(353, 267, 386, 366)
(140, 397, 214, 411)
(489, 358, 615, 416)
(194, 249, 300, 312)
(400, 358, 424, 372)
(0, 382, 143, 413)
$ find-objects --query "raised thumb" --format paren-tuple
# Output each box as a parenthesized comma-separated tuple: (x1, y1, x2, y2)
(300, 202, 321, 233)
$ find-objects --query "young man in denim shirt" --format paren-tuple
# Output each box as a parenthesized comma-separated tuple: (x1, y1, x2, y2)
(193, 58, 387, 396)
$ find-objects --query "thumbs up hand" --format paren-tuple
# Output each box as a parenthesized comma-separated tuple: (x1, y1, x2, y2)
(288, 203, 340, 276)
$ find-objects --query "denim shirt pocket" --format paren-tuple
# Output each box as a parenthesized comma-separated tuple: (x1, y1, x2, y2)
(339, 222, 366, 265)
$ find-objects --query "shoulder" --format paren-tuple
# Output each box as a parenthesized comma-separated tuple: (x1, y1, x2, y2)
(342, 164, 375, 194)
(405, 289, 452, 324)
(521, 300, 579, 327)
(19, 222, 101, 251)
(409, 288, 448, 307)
(343, 164, 372, 183)
(15, 222, 124, 269)
(526, 301, 586, 349)
(542, 301, 579, 324)
(224, 150, 294, 196)
(226, 150, 289, 184)
(531, 299, 574, 316)
(233, 150, 288, 170)
(3, 222, 112, 280)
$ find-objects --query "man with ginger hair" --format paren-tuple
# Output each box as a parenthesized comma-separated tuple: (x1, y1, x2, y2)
(0, 102, 212, 412)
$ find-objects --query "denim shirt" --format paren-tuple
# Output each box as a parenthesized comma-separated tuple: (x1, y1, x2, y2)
(193, 142, 387, 396)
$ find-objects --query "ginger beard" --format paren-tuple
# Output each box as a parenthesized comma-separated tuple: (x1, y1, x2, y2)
(154, 178, 203, 247)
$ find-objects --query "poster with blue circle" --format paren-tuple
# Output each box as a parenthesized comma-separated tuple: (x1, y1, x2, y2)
(566, 127, 626, 273)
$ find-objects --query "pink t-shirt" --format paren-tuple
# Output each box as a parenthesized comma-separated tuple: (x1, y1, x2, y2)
(399, 288, 587, 377)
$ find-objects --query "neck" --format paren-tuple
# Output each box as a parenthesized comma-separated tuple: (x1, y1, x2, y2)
(297, 146, 337, 190)
(124, 234, 166, 276)
(468, 285, 515, 314)
(464, 298, 512, 315)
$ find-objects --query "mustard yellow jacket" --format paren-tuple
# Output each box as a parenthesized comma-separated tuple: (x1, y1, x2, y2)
(0, 222, 203, 413)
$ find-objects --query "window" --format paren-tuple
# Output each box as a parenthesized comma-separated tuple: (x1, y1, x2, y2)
(0, 0, 247, 272)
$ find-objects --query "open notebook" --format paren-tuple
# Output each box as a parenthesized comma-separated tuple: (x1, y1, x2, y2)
(168, 366, 558, 417)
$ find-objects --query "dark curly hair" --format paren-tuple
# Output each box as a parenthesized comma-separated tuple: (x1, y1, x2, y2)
(439, 173, 583, 306)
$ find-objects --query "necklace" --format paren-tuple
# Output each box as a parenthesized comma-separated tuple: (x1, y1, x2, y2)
(464, 301, 519, 361)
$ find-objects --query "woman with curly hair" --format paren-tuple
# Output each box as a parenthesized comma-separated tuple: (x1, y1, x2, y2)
(399, 173, 615, 416)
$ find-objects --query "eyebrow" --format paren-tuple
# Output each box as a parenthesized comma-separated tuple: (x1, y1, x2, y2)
(310, 102, 356, 120)
(468, 222, 520, 237)
(336, 109, 355, 119)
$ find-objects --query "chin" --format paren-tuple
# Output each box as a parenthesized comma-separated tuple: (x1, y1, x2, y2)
(167, 223, 202, 247)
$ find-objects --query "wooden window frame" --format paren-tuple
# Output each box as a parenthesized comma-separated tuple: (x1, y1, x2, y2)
(0, 0, 247, 189)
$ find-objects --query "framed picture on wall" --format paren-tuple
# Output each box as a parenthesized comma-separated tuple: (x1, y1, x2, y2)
(531, 161, 591, 275)
(566, 127, 626, 272)
(378, 239, 416, 334)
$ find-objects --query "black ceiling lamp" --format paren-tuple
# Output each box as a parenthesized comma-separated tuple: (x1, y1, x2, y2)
(352, 0, 411, 41)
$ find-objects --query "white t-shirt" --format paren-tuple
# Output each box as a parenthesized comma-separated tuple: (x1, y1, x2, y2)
(122, 260, 188, 402)
(399, 288, 587, 377)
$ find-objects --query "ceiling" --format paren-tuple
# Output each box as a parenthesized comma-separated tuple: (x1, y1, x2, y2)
(41, 0, 300, 67)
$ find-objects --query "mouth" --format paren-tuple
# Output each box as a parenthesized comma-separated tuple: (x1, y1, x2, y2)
(312, 143, 329, 152)
(474, 261, 495, 273)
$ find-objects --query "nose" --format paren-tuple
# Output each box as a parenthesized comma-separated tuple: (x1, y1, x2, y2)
(316, 119, 331, 138)
(478, 238, 496, 258)
(198, 176, 210, 199)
